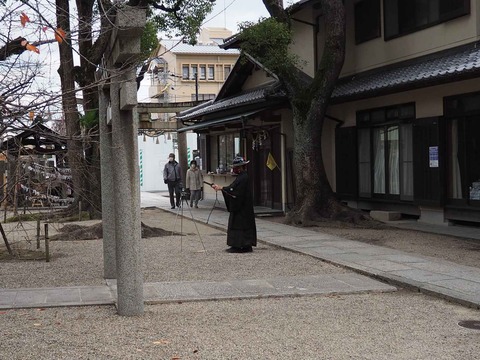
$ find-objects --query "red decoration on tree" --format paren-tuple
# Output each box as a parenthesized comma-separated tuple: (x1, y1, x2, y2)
(20, 12, 30, 27)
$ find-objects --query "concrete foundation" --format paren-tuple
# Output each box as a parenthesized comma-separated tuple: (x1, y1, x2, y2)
(370, 210, 402, 222)
(419, 207, 448, 226)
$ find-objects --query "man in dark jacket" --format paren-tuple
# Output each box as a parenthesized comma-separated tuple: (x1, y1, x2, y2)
(212, 156, 257, 253)
(163, 153, 182, 209)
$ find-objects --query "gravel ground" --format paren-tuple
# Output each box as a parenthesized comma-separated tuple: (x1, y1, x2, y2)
(0, 208, 347, 288)
(1, 291, 479, 359)
(2, 208, 480, 359)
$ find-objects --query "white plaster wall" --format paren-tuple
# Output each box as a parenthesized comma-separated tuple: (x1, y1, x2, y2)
(291, 1, 480, 78)
(138, 132, 198, 192)
(242, 69, 276, 90)
(342, 0, 480, 76)
(289, 20, 316, 77)
(138, 135, 171, 191)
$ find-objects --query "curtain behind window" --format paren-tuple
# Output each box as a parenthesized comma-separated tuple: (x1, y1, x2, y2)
(450, 119, 463, 198)
(388, 126, 400, 195)
(373, 128, 385, 194)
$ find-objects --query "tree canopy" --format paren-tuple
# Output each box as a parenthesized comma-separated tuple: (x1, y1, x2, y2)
(1, 0, 219, 218)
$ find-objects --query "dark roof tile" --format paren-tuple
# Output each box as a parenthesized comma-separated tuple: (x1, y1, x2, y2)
(333, 42, 480, 102)
(178, 82, 283, 120)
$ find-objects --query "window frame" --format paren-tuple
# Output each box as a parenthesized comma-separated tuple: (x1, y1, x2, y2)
(223, 65, 232, 81)
(445, 91, 480, 207)
(383, 0, 470, 41)
(207, 65, 215, 80)
(191, 65, 198, 80)
(199, 64, 206, 80)
(357, 103, 415, 201)
(217, 132, 241, 171)
(182, 64, 189, 80)
(354, 0, 381, 44)
(190, 94, 216, 101)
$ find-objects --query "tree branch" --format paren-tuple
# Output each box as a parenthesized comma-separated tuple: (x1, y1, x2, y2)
(89, 0, 115, 65)
(0, 36, 58, 61)
(0, 37, 26, 61)
(262, 0, 289, 22)
(127, 0, 185, 12)
(150, 0, 183, 13)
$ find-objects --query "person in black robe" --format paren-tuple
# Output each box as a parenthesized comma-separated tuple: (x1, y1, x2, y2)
(212, 156, 257, 253)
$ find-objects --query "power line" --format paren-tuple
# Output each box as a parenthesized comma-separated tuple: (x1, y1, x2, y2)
(202, 0, 239, 28)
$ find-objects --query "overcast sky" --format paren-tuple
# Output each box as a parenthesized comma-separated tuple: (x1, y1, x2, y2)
(11, 0, 295, 106)
(203, 0, 270, 32)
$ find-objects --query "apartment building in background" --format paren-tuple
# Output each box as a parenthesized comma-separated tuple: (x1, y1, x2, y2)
(137, 28, 239, 192)
(146, 27, 239, 121)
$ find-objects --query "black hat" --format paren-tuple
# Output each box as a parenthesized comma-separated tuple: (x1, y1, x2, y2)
(231, 156, 250, 167)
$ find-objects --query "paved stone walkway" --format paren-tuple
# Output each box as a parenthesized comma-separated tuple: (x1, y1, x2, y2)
(0, 274, 395, 310)
(0, 286, 113, 309)
(143, 192, 480, 309)
(2, 191, 480, 310)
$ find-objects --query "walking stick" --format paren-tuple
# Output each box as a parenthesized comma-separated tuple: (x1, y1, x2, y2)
(203, 181, 236, 198)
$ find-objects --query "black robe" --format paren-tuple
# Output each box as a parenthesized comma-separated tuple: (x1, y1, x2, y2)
(222, 171, 257, 248)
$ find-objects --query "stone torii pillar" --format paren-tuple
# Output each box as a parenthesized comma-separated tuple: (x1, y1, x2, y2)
(98, 6, 146, 316)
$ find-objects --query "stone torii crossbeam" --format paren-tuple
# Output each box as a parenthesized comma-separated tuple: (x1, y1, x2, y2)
(96, 6, 146, 316)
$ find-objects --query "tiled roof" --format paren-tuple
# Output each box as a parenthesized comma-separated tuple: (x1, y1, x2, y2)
(180, 42, 480, 119)
(332, 42, 480, 102)
(176, 99, 215, 118)
(161, 39, 239, 55)
(178, 82, 284, 120)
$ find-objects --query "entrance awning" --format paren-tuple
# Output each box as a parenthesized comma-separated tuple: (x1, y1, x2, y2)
(178, 110, 262, 133)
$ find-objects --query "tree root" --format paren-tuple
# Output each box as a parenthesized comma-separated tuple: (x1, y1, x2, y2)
(284, 199, 385, 229)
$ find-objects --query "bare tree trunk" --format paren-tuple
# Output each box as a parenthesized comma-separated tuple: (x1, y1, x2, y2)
(76, 0, 102, 218)
(288, 102, 333, 224)
(286, 0, 366, 225)
(56, 0, 86, 213)
(83, 137, 102, 218)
